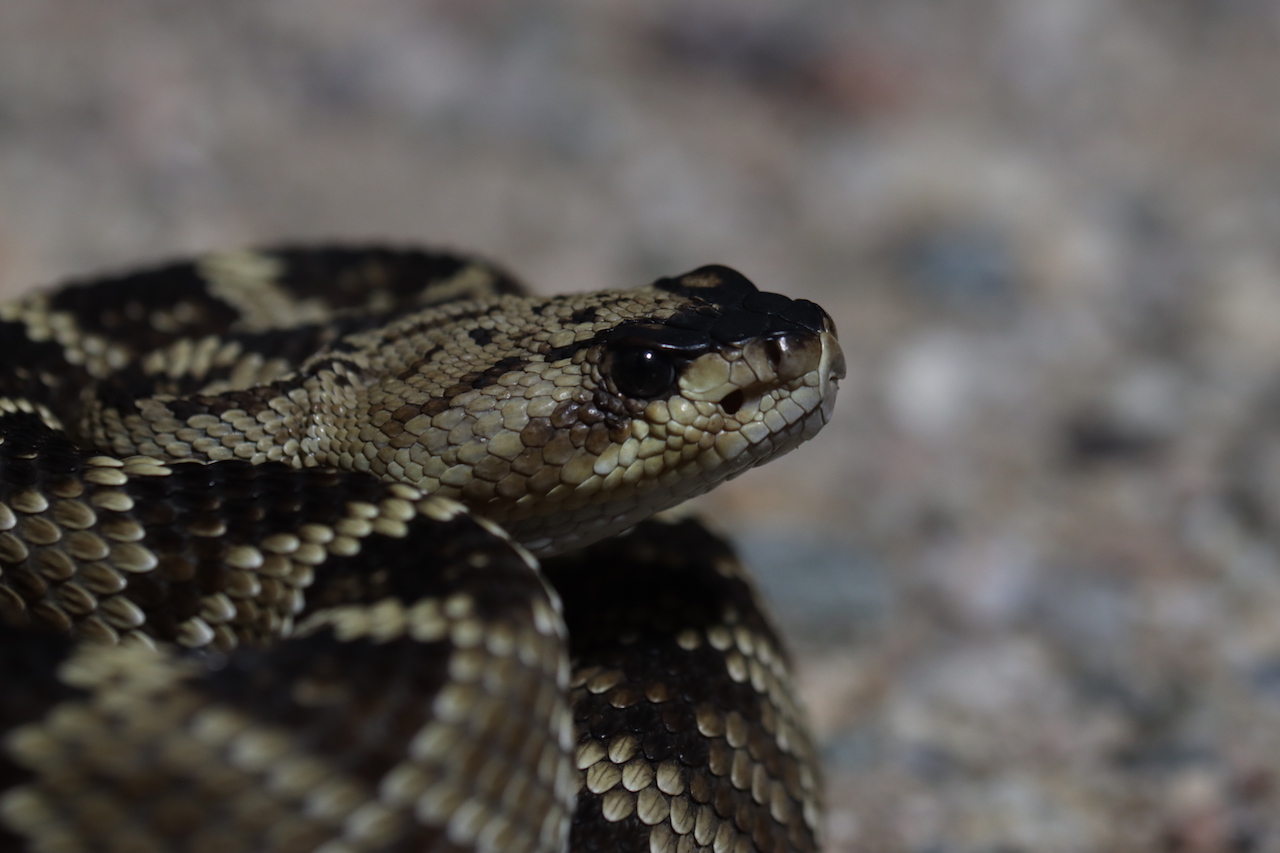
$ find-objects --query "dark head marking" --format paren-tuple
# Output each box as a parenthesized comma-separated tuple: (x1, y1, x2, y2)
(654, 265, 831, 343)
(548, 266, 833, 370)
(653, 265, 758, 303)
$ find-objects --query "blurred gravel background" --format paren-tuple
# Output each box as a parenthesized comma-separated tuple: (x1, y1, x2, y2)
(5, 2, 1280, 850)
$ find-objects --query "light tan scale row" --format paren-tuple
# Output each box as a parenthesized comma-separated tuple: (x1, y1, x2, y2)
(138, 335, 296, 390)
(581, 774, 805, 853)
(575, 703, 811, 822)
(0, 396, 65, 432)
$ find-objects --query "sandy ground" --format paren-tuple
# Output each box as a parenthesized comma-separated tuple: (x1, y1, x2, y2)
(4, 2, 1280, 850)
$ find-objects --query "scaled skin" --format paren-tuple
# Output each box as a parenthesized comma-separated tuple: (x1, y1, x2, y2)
(0, 248, 840, 853)
(61, 261, 844, 555)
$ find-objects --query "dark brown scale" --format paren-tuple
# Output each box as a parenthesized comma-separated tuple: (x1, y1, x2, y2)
(592, 384, 639, 431)
(520, 419, 555, 448)
(542, 435, 575, 467)
(509, 447, 545, 478)
(714, 780, 739, 819)
(584, 425, 612, 456)
(550, 402, 579, 430)
(390, 403, 418, 422)
(472, 455, 510, 483)
(436, 356, 526, 400)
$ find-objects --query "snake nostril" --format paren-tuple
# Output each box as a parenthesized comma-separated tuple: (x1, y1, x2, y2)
(764, 333, 820, 383)
(765, 338, 785, 372)
(720, 390, 745, 415)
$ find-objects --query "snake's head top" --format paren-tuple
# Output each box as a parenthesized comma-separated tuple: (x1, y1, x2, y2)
(382, 265, 844, 555)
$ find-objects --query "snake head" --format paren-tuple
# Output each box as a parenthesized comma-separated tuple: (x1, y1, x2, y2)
(490, 265, 844, 555)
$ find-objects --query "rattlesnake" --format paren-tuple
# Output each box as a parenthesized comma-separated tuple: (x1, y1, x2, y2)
(0, 247, 844, 853)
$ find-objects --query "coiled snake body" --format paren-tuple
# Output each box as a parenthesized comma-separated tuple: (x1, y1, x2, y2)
(0, 248, 844, 853)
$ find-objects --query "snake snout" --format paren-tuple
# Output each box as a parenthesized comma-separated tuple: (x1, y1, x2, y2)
(743, 318, 842, 387)
(761, 331, 819, 383)
(821, 331, 846, 383)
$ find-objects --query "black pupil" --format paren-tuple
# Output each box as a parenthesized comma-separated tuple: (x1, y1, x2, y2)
(611, 347, 678, 399)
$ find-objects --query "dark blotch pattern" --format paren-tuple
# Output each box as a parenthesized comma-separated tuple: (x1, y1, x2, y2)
(545, 265, 833, 365)
(0, 321, 91, 413)
(206, 507, 548, 787)
(49, 262, 239, 352)
(545, 520, 820, 853)
(273, 246, 524, 309)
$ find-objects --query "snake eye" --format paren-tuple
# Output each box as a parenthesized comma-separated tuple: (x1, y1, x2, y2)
(609, 347, 679, 399)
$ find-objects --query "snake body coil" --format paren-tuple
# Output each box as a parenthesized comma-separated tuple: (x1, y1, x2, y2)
(0, 247, 844, 853)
